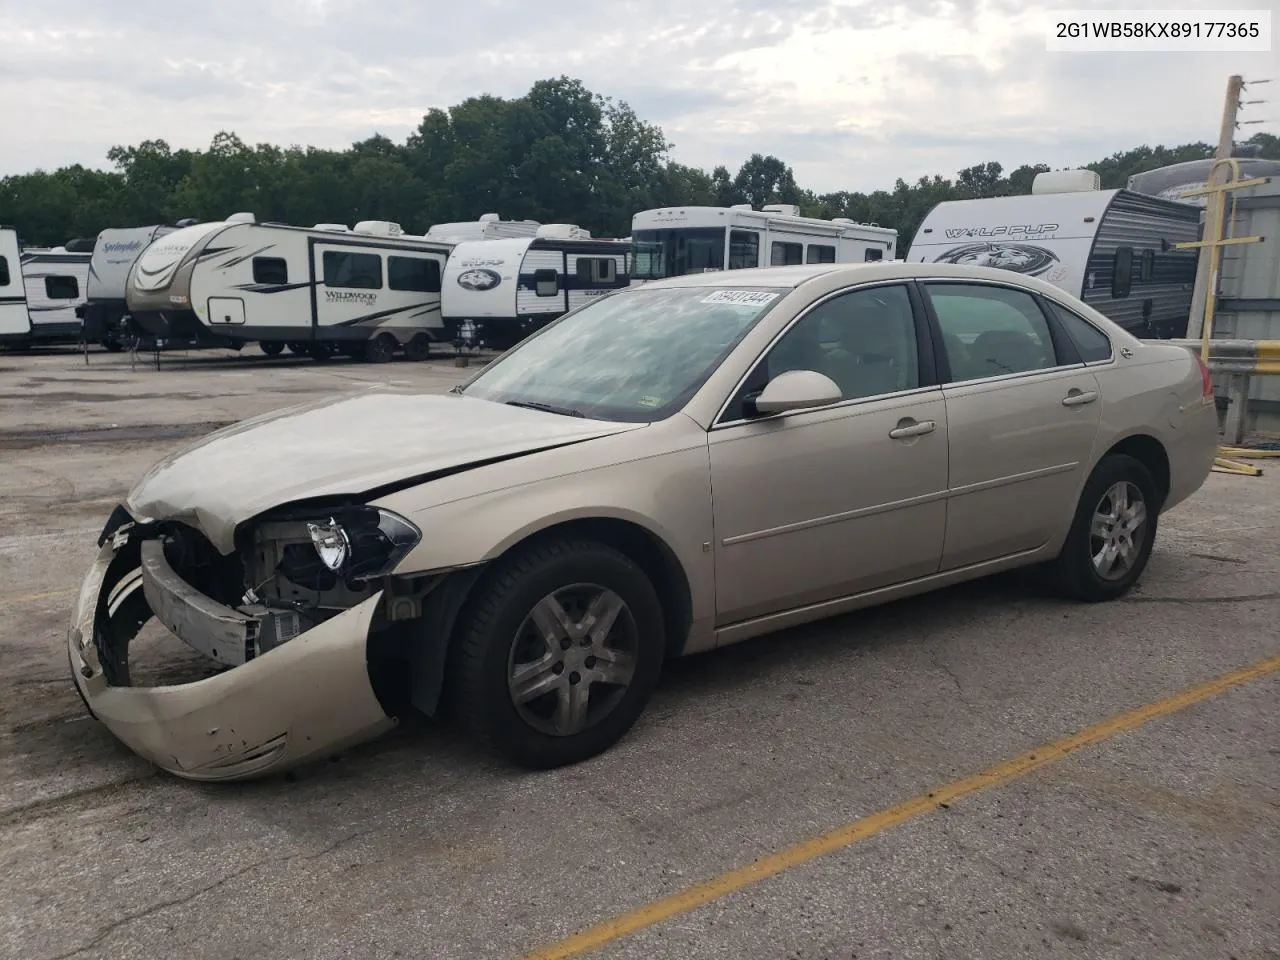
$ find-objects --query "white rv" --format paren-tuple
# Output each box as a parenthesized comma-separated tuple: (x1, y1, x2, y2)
(439, 224, 630, 349)
(126, 213, 454, 362)
(0, 228, 91, 348)
(907, 169, 1203, 338)
(1126, 157, 1280, 207)
(79, 222, 191, 350)
(629, 204, 898, 282)
(424, 213, 541, 243)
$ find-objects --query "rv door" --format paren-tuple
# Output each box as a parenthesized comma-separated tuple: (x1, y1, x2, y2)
(0, 231, 30, 337)
(312, 242, 385, 333)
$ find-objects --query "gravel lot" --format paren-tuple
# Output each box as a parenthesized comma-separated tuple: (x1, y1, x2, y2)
(1, 345, 1277, 960)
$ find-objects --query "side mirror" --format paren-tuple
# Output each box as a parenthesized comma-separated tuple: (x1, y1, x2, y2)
(748, 369, 843, 416)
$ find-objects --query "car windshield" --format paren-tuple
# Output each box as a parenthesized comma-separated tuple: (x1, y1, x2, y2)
(459, 286, 788, 422)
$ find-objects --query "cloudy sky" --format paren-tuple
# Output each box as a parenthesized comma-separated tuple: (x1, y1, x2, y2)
(0, 0, 1274, 194)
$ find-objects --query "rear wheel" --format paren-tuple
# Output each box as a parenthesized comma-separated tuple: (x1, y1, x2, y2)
(404, 333, 432, 362)
(449, 538, 665, 768)
(363, 332, 397, 364)
(287, 341, 308, 355)
(260, 341, 284, 356)
(1047, 454, 1159, 602)
(308, 343, 333, 362)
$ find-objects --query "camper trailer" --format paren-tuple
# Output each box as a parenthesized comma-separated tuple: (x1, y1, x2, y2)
(907, 170, 1203, 338)
(439, 224, 630, 349)
(1127, 157, 1280, 207)
(629, 204, 898, 282)
(79, 222, 190, 350)
(126, 213, 454, 362)
(424, 213, 541, 243)
(0, 228, 91, 348)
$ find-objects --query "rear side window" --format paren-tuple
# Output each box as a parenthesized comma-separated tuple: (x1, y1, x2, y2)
(924, 282, 1057, 381)
(252, 257, 288, 285)
(0, 256, 9, 286)
(770, 241, 803, 266)
(575, 257, 617, 284)
(323, 251, 382, 289)
(1112, 247, 1133, 299)
(1044, 300, 1112, 363)
(534, 268, 559, 297)
(45, 275, 79, 299)
(388, 256, 441, 292)
(864, 248, 884, 262)
(728, 230, 759, 269)
(806, 244, 836, 263)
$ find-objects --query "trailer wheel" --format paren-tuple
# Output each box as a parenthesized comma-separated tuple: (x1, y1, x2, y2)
(287, 342, 308, 355)
(309, 343, 333, 362)
(404, 333, 432, 362)
(260, 341, 284, 356)
(363, 333, 397, 364)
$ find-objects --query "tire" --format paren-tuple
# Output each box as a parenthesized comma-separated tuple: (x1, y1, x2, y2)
(287, 341, 308, 355)
(404, 333, 432, 362)
(363, 333, 397, 364)
(102, 338, 123, 353)
(308, 343, 333, 362)
(449, 538, 665, 769)
(1047, 453, 1159, 602)
(260, 341, 284, 356)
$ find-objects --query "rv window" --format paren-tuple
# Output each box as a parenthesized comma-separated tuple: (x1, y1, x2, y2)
(1112, 247, 1133, 299)
(924, 282, 1058, 382)
(44, 276, 79, 300)
(806, 245, 836, 264)
(575, 258, 617, 285)
(770, 242, 803, 266)
(1043, 300, 1112, 363)
(252, 257, 288, 285)
(388, 256, 441, 293)
(0, 256, 9, 286)
(1139, 249, 1155, 283)
(322, 251, 382, 290)
(864, 248, 884, 262)
(727, 230, 759, 270)
(534, 269, 559, 297)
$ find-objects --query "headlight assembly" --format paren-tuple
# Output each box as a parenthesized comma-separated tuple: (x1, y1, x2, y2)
(302, 507, 421, 581)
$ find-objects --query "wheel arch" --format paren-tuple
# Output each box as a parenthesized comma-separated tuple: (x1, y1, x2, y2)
(1098, 432, 1171, 508)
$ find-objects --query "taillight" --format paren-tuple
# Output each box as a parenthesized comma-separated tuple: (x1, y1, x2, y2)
(1196, 355, 1213, 397)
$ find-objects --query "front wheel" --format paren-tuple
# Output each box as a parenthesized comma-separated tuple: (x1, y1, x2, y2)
(363, 332, 397, 364)
(260, 341, 284, 356)
(1047, 453, 1159, 602)
(449, 539, 665, 768)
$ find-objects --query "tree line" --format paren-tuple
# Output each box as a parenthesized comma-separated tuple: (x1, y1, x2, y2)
(2, 76, 1278, 249)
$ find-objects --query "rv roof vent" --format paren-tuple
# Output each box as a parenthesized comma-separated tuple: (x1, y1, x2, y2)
(226, 211, 256, 223)
(1032, 169, 1101, 195)
(730, 203, 754, 211)
(478, 213, 500, 222)
(353, 220, 404, 237)
(762, 204, 801, 217)
(536, 223, 588, 240)
(174, 218, 199, 227)
(313, 223, 350, 232)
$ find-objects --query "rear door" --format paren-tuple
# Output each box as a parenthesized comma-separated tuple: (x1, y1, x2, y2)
(919, 279, 1102, 570)
(0, 231, 30, 337)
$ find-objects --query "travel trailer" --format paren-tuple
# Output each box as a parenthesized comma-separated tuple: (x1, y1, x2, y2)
(906, 170, 1203, 338)
(1127, 157, 1280, 207)
(439, 224, 630, 349)
(629, 204, 898, 282)
(126, 213, 454, 362)
(0, 228, 91, 348)
(424, 213, 541, 243)
(79, 222, 192, 350)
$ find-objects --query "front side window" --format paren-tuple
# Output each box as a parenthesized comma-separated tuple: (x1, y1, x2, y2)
(252, 257, 288, 285)
(45, 275, 80, 299)
(1044, 300, 1112, 363)
(534, 269, 559, 297)
(806, 244, 836, 263)
(461, 285, 786, 422)
(630, 228, 726, 279)
(1112, 247, 1133, 299)
(925, 282, 1058, 382)
(728, 230, 759, 269)
(388, 256, 441, 293)
(723, 284, 919, 421)
(770, 242, 803, 266)
(575, 257, 617, 284)
(323, 251, 382, 289)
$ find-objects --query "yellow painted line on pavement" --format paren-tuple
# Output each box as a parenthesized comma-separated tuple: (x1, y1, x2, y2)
(522, 653, 1280, 960)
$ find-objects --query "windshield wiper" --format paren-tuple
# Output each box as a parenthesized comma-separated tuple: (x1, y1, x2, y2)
(504, 399, 586, 418)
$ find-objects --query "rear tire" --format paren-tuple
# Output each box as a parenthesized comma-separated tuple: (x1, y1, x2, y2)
(287, 341, 308, 355)
(363, 333, 397, 364)
(449, 538, 665, 769)
(404, 333, 432, 362)
(260, 341, 284, 356)
(308, 343, 333, 362)
(1047, 454, 1159, 602)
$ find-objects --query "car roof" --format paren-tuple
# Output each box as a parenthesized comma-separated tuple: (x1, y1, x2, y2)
(634, 261, 1067, 292)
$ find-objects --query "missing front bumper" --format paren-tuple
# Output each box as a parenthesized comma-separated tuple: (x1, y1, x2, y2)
(68, 536, 396, 781)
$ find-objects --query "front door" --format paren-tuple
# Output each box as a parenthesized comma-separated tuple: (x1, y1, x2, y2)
(709, 282, 950, 625)
(920, 280, 1103, 569)
(0, 231, 29, 338)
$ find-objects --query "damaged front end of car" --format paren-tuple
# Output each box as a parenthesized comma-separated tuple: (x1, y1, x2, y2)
(67, 500, 470, 782)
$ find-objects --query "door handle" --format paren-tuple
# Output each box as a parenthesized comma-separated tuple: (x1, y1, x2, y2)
(1061, 390, 1098, 407)
(889, 419, 936, 439)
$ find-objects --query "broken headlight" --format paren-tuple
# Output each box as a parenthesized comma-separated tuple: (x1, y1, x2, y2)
(300, 507, 421, 581)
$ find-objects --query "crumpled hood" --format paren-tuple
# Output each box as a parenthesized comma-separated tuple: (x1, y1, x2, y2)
(126, 390, 644, 552)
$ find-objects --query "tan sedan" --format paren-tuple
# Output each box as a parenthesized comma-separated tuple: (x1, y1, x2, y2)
(67, 261, 1219, 780)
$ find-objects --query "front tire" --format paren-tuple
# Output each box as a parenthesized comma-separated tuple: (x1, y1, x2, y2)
(449, 538, 665, 768)
(364, 333, 397, 364)
(1048, 453, 1159, 602)
(260, 341, 284, 356)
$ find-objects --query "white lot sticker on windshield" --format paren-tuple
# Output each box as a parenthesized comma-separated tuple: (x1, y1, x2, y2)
(700, 290, 779, 306)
